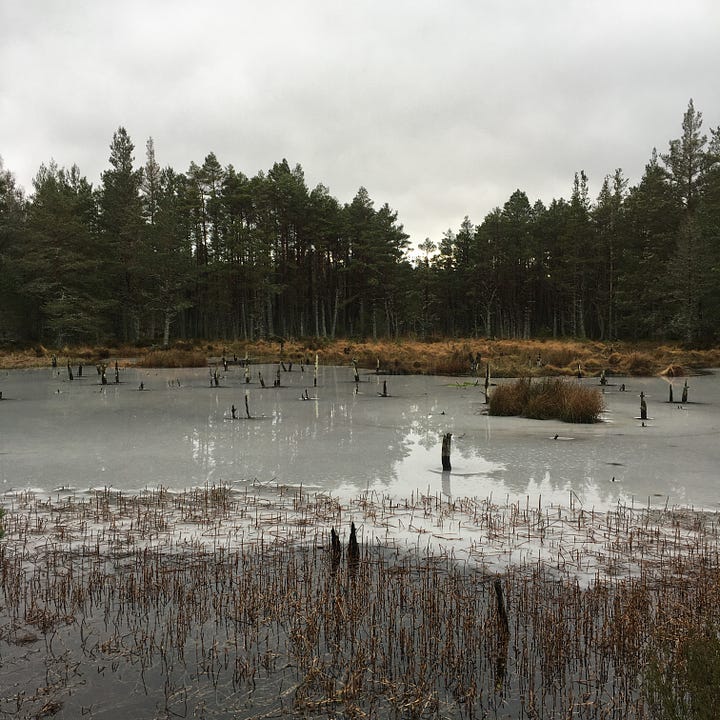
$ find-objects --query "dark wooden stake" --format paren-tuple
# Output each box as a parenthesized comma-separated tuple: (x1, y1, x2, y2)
(669, 385, 673, 403)
(330, 527, 341, 570)
(441, 432, 452, 471)
(493, 577, 510, 637)
(348, 521, 360, 563)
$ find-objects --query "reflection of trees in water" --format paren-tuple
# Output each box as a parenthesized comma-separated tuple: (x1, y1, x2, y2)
(8, 367, 711, 504)
(190, 366, 415, 492)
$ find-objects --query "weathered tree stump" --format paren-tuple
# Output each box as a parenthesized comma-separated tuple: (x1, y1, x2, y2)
(493, 577, 510, 637)
(493, 577, 510, 689)
(348, 521, 360, 564)
(441, 432, 452, 471)
(330, 526, 341, 570)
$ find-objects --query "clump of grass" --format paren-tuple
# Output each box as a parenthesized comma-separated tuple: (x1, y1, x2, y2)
(644, 625, 720, 719)
(137, 349, 207, 368)
(621, 351, 656, 376)
(489, 377, 605, 423)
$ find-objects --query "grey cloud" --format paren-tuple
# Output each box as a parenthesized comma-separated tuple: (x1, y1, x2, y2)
(2, 0, 719, 245)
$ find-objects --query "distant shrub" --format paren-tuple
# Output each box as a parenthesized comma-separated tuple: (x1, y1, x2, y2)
(138, 350, 207, 368)
(489, 378, 604, 423)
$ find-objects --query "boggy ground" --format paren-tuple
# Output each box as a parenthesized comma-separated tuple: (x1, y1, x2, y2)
(2, 485, 720, 718)
(3, 337, 720, 377)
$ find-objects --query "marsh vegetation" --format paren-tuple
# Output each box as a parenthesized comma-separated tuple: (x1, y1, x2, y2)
(2, 485, 720, 718)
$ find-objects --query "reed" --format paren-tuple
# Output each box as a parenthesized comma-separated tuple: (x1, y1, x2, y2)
(2, 485, 720, 718)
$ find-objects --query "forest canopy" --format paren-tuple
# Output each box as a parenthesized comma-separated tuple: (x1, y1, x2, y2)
(1, 100, 719, 347)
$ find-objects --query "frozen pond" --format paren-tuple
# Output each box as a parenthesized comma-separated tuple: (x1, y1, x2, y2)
(1, 364, 719, 510)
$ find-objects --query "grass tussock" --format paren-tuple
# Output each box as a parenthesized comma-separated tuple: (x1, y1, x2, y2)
(489, 377, 605, 423)
(137, 349, 208, 368)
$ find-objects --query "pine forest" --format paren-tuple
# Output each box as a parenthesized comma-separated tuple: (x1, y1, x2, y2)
(1, 100, 719, 348)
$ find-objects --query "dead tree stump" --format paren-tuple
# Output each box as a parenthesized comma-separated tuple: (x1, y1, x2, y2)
(441, 432, 452, 471)
(348, 521, 360, 564)
(330, 527, 341, 570)
(493, 577, 509, 637)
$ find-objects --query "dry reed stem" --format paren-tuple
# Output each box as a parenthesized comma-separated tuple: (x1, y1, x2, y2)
(2, 484, 720, 717)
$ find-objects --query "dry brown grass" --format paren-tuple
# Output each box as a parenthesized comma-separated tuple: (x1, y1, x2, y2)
(3, 337, 720, 376)
(137, 349, 208, 368)
(4, 486, 720, 718)
(489, 377, 605, 423)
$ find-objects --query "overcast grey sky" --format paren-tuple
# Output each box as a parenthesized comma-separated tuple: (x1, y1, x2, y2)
(2, 1, 719, 246)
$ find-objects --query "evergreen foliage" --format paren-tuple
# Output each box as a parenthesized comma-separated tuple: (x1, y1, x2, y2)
(1, 100, 719, 346)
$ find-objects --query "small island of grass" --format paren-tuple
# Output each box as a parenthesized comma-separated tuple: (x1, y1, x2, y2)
(489, 377, 605, 423)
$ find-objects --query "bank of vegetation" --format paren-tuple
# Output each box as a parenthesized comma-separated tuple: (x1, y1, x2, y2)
(2, 337, 719, 377)
(1, 101, 720, 349)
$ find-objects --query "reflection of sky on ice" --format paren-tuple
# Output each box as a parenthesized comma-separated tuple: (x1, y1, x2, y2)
(1, 365, 719, 512)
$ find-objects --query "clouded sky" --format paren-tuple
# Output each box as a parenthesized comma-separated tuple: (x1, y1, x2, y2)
(2, 1, 719, 246)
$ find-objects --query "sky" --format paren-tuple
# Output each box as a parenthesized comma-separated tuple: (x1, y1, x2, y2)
(2, 0, 720, 248)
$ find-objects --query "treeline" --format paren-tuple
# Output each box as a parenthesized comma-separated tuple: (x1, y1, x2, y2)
(1, 100, 719, 347)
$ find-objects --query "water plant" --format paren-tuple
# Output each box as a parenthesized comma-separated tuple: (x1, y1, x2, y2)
(2, 485, 720, 717)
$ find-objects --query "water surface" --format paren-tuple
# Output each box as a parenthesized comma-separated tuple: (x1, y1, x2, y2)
(1, 364, 718, 510)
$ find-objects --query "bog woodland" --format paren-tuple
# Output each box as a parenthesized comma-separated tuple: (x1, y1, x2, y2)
(1, 100, 720, 350)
